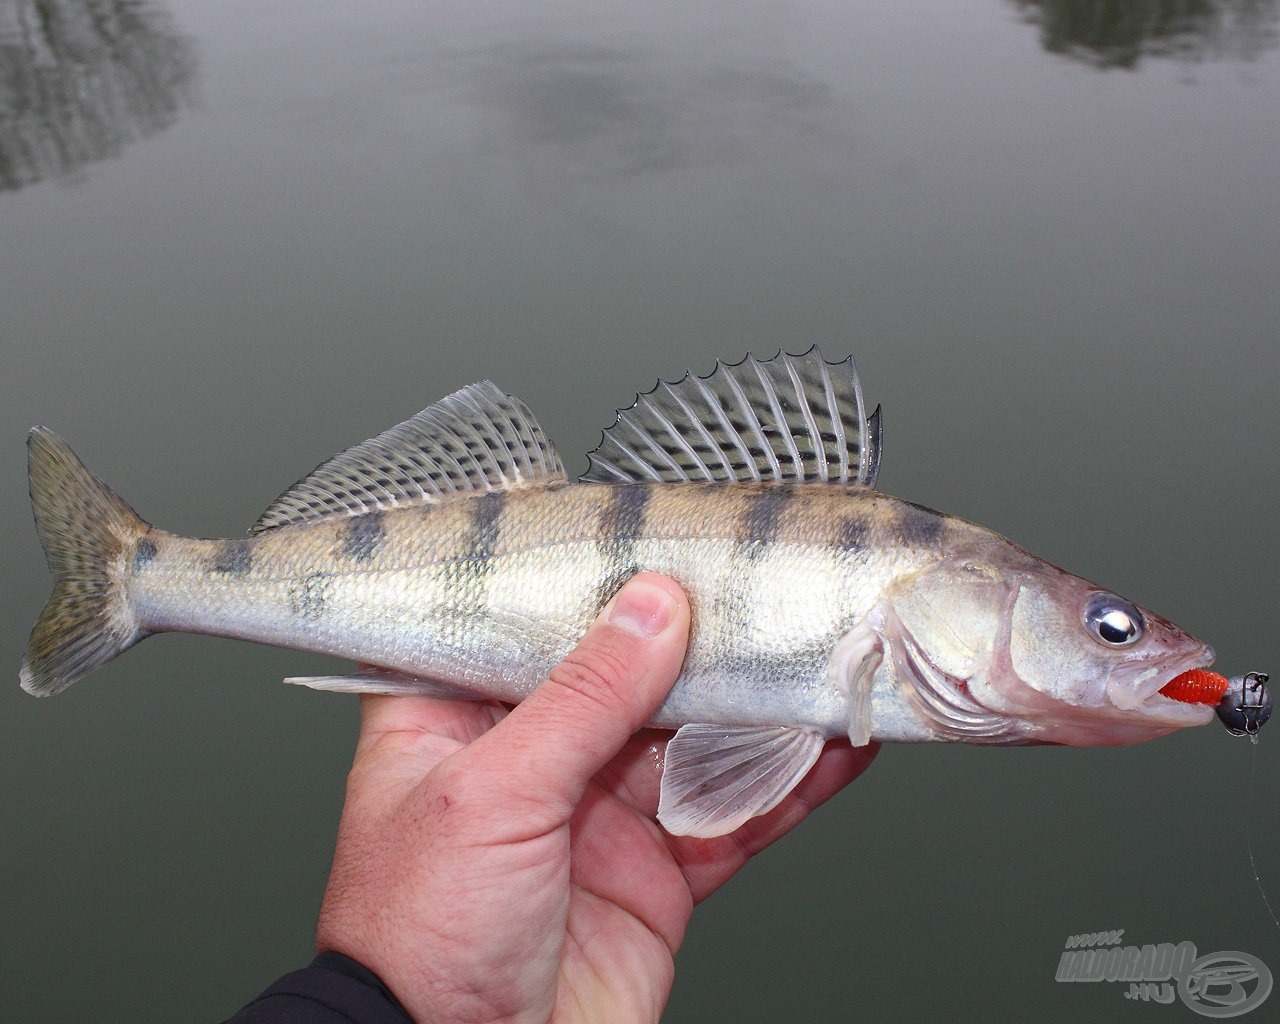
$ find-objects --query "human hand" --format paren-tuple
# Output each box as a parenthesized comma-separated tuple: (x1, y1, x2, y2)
(315, 573, 879, 1024)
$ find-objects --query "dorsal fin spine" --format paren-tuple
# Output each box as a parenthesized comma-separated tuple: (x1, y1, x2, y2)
(580, 347, 882, 487)
(610, 424, 661, 482)
(864, 404, 882, 486)
(590, 451, 633, 483)
(648, 386, 704, 476)
(821, 363, 847, 482)
(755, 355, 803, 477)
(784, 357, 826, 482)
(666, 381, 731, 477)
(620, 409, 678, 480)
(727, 364, 780, 478)
(691, 371, 754, 478)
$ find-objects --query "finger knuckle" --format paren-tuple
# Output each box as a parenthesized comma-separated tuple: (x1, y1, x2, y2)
(547, 644, 636, 712)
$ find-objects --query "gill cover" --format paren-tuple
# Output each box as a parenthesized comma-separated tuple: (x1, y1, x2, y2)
(887, 559, 1024, 741)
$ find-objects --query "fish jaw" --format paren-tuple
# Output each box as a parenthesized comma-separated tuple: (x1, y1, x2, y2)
(1022, 647, 1219, 746)
(1093, 637, 1220, 739)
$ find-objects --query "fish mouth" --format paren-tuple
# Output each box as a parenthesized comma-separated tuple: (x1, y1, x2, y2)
(1028, 644, 1219, 746)
(1108, 642, 1219, 728)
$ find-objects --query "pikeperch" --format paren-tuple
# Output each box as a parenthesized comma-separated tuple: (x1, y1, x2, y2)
(22, 349, 1220, 837)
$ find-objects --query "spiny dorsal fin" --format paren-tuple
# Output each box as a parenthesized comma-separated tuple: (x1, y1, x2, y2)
(581, 347, 882, 487)
(251, 381, 565, 533)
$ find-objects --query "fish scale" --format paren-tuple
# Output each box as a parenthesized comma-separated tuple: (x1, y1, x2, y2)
(21, 348, 1225, 837)
(130, 483, 935, 718)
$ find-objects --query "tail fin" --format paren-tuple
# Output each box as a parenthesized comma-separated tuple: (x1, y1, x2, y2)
(21, 428, 151, 696)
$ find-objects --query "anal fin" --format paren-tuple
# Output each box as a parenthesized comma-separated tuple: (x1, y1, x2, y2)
(657, 724, 826, 838)
(283, 668, 485, 700)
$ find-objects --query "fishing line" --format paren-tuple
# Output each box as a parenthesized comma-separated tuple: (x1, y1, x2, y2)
(1245, 738, 1280, 936)
(1207, 672, 1276, 936)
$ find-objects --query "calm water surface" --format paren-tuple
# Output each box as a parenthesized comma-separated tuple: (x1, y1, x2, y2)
(2, 1, 1278, 1021)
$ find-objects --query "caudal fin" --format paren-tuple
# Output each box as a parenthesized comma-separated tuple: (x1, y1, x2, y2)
(21, 428, 151, 696)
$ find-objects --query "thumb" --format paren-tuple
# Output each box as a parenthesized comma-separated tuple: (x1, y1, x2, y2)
(459, 573, 690, 822)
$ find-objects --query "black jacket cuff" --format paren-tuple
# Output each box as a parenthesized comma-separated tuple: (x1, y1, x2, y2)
(222, 951, 413, 1023)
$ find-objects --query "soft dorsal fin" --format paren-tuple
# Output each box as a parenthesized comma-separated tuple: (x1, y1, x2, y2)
(251, 381, 566, 533)
(581, 347, 882, 487)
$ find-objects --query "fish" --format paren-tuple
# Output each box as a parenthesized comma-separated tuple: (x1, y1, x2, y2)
(21, 348, 1219, 837)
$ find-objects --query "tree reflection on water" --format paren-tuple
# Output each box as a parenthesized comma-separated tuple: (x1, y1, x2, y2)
(0, 0, 195, 192)
(1011, 0, 1278, 68)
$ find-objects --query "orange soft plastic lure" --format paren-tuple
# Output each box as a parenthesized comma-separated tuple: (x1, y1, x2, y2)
(1159, 669, 1231, 705)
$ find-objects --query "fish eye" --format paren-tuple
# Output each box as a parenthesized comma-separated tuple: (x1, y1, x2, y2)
(1083, 594, 1144, 647)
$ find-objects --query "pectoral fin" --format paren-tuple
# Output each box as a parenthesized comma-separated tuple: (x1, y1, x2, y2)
(283, 668, 485, 700)
(828, 621, 884, 748)
(657, 724, 826, 838)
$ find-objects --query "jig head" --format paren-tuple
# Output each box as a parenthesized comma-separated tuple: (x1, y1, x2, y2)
(1216, 672, 1272, 738)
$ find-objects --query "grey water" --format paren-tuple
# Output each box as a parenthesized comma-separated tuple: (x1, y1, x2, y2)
(2, 0, 1278, 1020)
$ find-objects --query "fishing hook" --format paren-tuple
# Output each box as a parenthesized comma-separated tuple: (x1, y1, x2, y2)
(1217, 671, 1272, 738)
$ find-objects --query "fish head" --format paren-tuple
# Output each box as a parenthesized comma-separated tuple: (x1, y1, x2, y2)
(887, 549, 1216, 745)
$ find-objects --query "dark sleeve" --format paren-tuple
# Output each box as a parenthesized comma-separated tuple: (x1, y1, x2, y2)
(222, 951, 414, 1024)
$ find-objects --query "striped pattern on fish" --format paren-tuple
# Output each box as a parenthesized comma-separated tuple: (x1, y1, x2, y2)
(127, 482, 962, 732)
(20, 349, 1220, 837)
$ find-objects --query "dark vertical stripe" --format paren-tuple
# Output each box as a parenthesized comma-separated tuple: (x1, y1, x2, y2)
(836, 514, 870, 552)
(895, 500, 946, 548)
(706, 486, 795, 663)
(444, 491, 508, 625)
(131, 536, 158, 573)
(212, 538, 254, 575)
(594, 484, 654, 605)
(600, 485, 652, 555)
(467, 491, 507, 562)
(343, 510, 387, 562)
(741, 485, 792, 561)
(289, 571, 333, 618)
